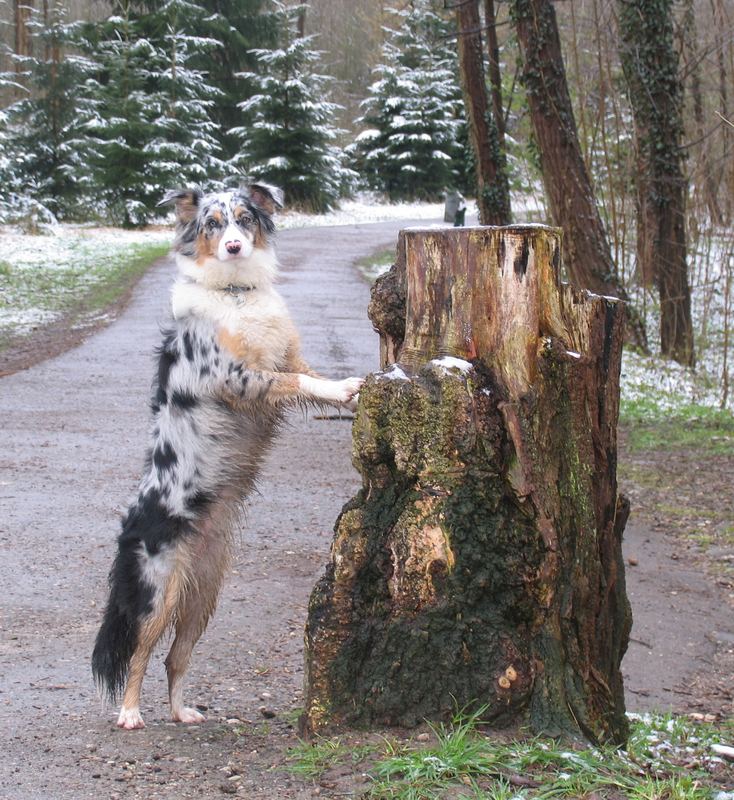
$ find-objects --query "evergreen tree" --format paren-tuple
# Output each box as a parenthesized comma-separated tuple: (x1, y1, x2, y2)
(83, 0, 224, 227)
(0, 1, 99, 222)
(231, 1, 353, 213)
(0, 3, 20, 222)
(350, 0, 465, 202)
(191, 0, 278, 160)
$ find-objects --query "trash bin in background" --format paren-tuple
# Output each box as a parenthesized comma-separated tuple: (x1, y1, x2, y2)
(443, 190, 466, 227)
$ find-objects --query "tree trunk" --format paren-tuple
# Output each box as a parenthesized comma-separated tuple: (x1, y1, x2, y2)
(14, 0, 34, 90)
(509, 0, 647, 352)
(456, 0, 511, 226)
(682, 0, 723, 227)
(302, 226, 632, 745)
(483, 0, 505, 145)
(618, 0, 694, 366)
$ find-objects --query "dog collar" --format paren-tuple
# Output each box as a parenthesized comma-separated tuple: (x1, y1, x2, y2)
(221, 283, 255, 296)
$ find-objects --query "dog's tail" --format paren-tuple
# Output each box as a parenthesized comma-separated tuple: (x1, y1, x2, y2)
(93, 492, 192, 701)
(92, 539, 146, 702)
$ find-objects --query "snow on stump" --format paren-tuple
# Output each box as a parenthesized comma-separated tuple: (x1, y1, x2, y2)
(302, 226, 632, 745)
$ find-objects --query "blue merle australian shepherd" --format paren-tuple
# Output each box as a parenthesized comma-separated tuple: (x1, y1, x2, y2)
(92, 184, 362, 729)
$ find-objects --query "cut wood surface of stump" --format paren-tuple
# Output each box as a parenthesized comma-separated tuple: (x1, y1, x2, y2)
(303, 225, 632, 744)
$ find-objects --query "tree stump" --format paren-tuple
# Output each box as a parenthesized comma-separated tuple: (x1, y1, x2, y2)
(302, 226, 632, 745)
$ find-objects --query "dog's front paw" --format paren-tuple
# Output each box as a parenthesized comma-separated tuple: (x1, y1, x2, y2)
(336, 377, 364, 411)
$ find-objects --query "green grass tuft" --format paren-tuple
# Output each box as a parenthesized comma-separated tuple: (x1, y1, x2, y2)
(286, 737, 350, 779)
(287, 710, 733, 800)
(355, 247, 394, 283)
(286, 736, 378, 781)
(621, 400, 734, 454)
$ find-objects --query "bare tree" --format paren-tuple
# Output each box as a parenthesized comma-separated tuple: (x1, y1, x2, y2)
(483, 0, 505, 145)
(619, 0, 694, 366)
(13, 0, 33, 86)
(455, 0, 511, 225)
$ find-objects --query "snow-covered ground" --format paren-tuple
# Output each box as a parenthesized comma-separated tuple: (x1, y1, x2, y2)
(620, 349, 724, 414)
(275, 198, 451, 228)
(0, 226, 171, 336)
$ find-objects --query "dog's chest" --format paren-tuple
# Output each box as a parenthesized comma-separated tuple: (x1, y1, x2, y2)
(218, 310, 291, 370)
(172, 282, 294, 371)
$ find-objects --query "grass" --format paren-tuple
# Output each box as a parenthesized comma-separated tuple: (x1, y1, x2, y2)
(287, 737, 353, 779)
(355, 247, 395, 283)
(286, 710, 734, 799)
(617, 347, 733, 569)
(286, 735, 378, 779)
(0, 229, 170, 348)
(620, 399, 734, 456)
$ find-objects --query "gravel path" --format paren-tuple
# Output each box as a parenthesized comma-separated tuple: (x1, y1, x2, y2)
(1, 219, 731, 799)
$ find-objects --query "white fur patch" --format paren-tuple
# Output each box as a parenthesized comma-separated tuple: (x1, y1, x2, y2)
(138, 542, 174, 595)
(216, 224, 254, 261)
(117, 706, 145, 729)
(299, 375, 363, 405)
(175, 247, 278, 292)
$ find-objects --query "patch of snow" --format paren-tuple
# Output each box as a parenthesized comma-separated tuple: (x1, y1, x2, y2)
(0, 224, 171, 338)
(431, 356, 473, 373)
(0, 225, 171, 272)
(0, 307, 59, 331)
(621, 349, 725, 412)
(585, 289, 621, 303)
(274, 198, 463, 230)
(354, 128, 380, 143)
(377, 364, 409, 381)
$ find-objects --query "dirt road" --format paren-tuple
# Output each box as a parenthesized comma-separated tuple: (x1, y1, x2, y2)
(1, 220, 731, 799)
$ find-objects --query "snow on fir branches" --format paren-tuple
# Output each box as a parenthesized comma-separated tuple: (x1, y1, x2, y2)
(82, 0, 226, 227)
(349, 0, 469, 203)
(230, 1, 354, 213)
(0, 1, 100, 226)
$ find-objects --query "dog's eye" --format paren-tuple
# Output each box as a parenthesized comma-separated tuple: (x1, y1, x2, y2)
(206, 219, 219, 230)
(237, 215, 253, 226)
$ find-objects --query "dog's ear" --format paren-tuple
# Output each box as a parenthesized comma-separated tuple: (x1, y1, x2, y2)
(157, 188, 202, 224)
(248, 183, 284, 216)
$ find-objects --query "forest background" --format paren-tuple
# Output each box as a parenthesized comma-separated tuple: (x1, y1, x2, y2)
(0, 0, 733, 407)
(1, 4, 734, 794)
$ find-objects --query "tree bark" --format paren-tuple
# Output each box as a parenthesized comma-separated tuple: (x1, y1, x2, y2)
(455, 0, 511, 226)
(14, 0, 34, 89)
(618, 0, 694, 366)
(483, 0, 505, 145)
(682, 0, 723, 227)
(509, 0, 646, 352)
(302, 226, 632, 745)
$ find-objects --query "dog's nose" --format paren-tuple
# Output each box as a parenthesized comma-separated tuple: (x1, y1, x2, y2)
(225, 240, 242, 254)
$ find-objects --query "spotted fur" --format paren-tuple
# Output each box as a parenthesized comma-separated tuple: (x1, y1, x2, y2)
(92, 184, 362, 729)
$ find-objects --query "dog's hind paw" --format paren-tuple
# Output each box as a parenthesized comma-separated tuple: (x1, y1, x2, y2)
(117, 706, 145, 730)
(172, 706, 206, 724)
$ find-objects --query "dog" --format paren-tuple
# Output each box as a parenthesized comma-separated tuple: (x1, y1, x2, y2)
(92, 183, 363, 729)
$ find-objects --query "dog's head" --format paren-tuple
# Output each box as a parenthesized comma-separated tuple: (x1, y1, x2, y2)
(159, 183, 284, 265)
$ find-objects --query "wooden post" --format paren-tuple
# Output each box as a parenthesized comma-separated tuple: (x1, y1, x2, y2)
(302, 226, 632, 744)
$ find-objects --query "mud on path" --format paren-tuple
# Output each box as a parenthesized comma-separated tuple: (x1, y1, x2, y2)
(1, 220, 732, 799)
